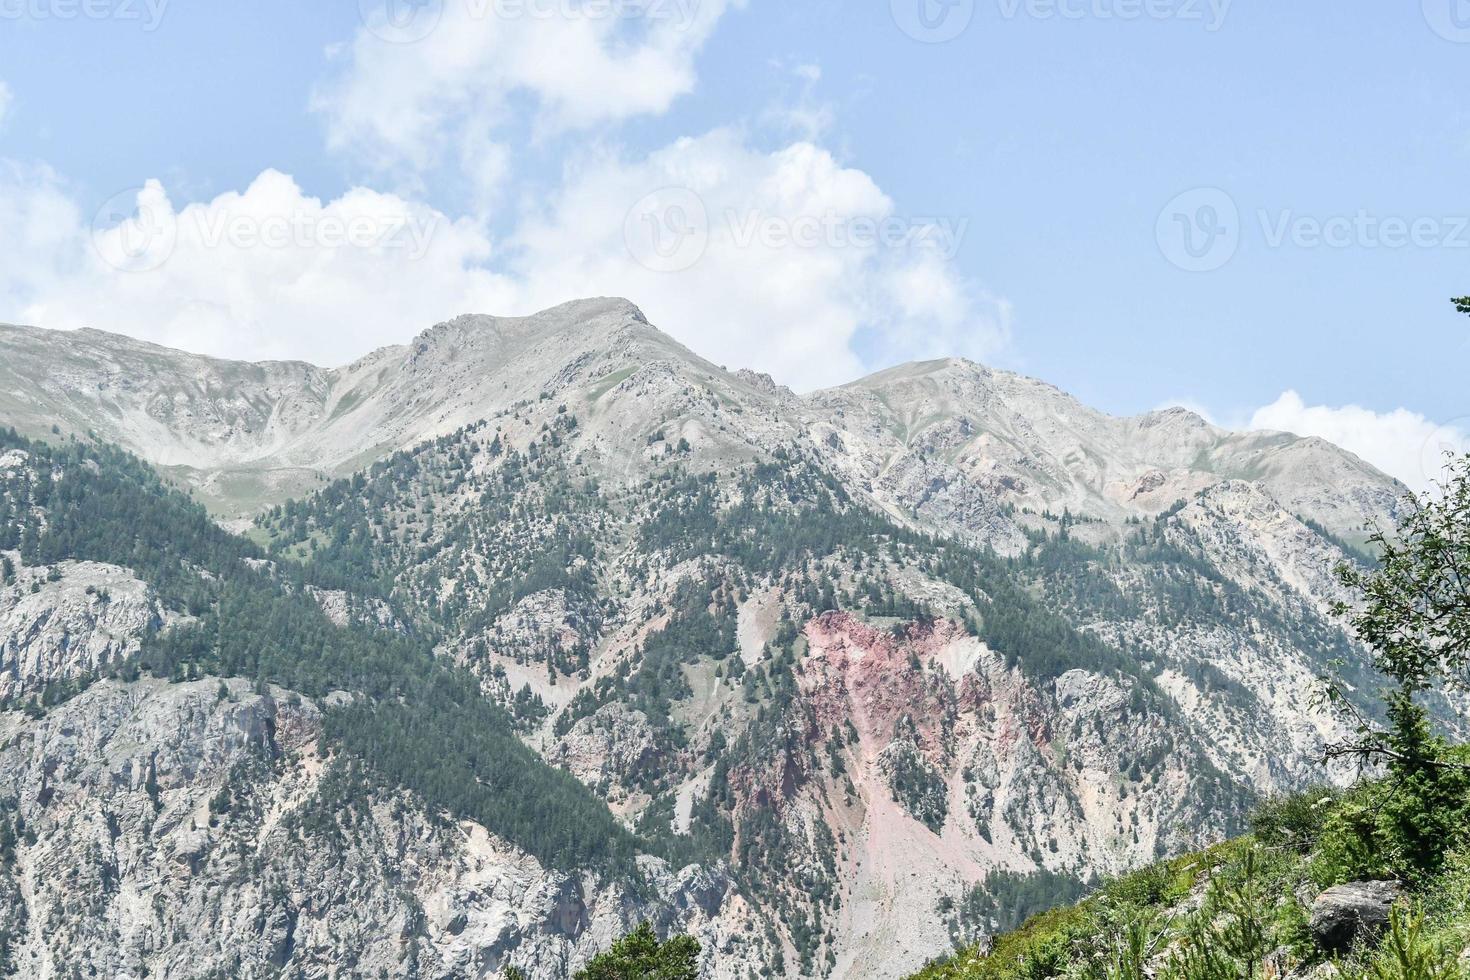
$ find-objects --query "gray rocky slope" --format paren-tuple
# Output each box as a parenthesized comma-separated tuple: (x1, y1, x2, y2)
(0, 299, 1398, 541)
(0, 299, 1411, 978)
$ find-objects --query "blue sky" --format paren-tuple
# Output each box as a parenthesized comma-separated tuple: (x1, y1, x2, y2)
(0, 0, 1466, 488)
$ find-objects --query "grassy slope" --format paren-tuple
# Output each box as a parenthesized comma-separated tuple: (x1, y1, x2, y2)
(911, 844, 1239, 980)
(910, 792, 1470, 980)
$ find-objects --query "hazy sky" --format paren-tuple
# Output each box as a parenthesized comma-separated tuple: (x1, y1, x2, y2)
(0, 0, 1466, 488)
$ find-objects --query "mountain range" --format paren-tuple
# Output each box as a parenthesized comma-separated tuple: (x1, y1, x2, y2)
(0, 298, 1407, 978)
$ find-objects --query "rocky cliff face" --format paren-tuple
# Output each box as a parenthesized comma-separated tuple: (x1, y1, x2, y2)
(775, 614, 1227, 975)
(0, 556, 163, 703)
(0, 677, 767, 979)
(0, 300, 1414, 978)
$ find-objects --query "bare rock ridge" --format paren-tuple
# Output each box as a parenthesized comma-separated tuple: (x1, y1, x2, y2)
(809, 356, 1397, 548)
(0, 298, 681, 514)
(0, 298, 1399, 543)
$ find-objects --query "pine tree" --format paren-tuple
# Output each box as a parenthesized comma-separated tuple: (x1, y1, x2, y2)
(573, 923, 699, 980)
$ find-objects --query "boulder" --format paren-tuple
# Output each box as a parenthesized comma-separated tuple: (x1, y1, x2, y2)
(1309, 881, 1404, 953)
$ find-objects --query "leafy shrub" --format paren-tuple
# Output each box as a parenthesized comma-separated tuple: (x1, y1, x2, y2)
(1250, 787, 1342, 854)
(1309, 747, 1470, 888)
(1344, 907, 1462, 980)
(948, 870, 1089, 942)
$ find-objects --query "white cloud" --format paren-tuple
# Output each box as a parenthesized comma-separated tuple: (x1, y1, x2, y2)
(0, 162, 86, 303)
(0, 167, 516, 365)
(0, 0, 1008, 392)
(0, 130, 1004, 389)
(762, 62, 834, 141)
(1249, 390, 1470, 493)
(0, 81, 12, 127)
(313, 0, 743, 197)
(502, 129, 1008, 389)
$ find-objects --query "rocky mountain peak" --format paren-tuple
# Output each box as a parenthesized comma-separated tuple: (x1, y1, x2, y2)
(409, 297, 651, 351)
(0, 300, 1405, 546)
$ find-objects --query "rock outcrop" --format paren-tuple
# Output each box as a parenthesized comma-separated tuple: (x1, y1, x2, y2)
(0, 556, 162, 703)
(0, 678, 765, 979)
(1309, 881, 1405, 953)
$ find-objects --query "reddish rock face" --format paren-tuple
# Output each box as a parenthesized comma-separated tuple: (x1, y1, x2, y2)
(800, 612, 962, 758)
(725, 611, 1066, 822)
